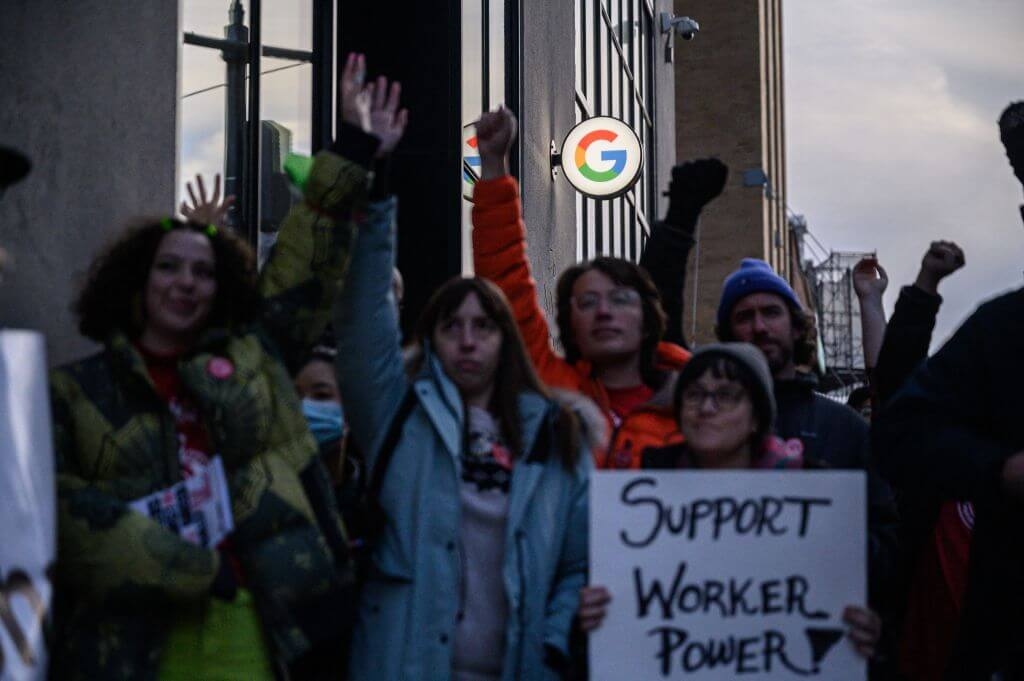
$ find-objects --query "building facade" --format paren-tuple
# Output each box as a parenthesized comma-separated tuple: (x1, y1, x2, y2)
(673, 0, 799, 345)
(2, 0, 684, 364)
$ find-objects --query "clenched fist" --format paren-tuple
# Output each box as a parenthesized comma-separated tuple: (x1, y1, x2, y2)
(475, 107, 518, 180)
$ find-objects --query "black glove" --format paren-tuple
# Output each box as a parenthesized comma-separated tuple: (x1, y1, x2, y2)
(664, 158, 729, 228)
(210, 548, 238, 602)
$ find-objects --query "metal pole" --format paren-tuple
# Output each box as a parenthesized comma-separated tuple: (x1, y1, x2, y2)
(481, 0, 490, 112)
(223, 0, 247, 230)
(312, 0, 334, 152)
(245, 0, 262, 248)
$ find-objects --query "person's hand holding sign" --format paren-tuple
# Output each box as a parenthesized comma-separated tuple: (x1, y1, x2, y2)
(842, 605, 882, 659)
(475, 106, 517, 181)
(577, 585, 611, 632)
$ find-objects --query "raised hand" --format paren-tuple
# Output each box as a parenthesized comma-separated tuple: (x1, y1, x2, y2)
(340, 52, 371, 132)
(915, 241, 964, 295)
(366, 76, 408, 157)
(670, 158, 729, 210)
(852, 257, 888, 301)
(475, 106, 517, 179)
(921, 241, 965, 279)
(181, 173, 236, 228)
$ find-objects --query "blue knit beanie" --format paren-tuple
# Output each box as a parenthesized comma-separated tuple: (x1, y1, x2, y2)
(717, 259, 803, 331)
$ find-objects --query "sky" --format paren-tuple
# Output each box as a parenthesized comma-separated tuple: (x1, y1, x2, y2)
(784, 0, 1024, 348)
(179, 1, 313, 200)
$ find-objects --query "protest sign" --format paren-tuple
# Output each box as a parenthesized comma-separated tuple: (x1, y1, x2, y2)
(0, 331, 56, 680)
(130, 456, 233, 549)
(590, 470, 866, 681)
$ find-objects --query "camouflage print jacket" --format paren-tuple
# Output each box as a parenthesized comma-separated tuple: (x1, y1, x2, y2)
(49, 149, 370, 680)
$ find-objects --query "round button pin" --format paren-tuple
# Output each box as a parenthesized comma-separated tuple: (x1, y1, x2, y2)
(206, 357, 235, 380)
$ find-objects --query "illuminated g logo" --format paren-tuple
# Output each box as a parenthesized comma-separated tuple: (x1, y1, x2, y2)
(575, 129, 628, 182)
(559, 116, 643, 199)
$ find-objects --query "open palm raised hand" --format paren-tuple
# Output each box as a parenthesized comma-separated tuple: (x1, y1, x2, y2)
(180, 173, 236, 228)
(365, 76, 408, 157)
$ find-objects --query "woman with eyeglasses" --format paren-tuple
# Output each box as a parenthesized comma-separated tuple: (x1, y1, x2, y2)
(578, 343, 883, 661)
(471, 107, 691, 472)
(49, 55, 405, 680)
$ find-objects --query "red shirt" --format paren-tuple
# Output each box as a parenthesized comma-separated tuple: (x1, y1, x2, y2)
(899, 501, 974, 680)
(605, 384, 654, 429)
(137, 344, 213, 478)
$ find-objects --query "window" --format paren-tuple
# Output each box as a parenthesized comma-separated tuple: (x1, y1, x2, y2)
(574, 0, 657, 262)
(179, 0, 335, 263)
(461, 0, 509, 274)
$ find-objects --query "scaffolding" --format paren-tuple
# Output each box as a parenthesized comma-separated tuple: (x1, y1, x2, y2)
(807, 251, 874, 393)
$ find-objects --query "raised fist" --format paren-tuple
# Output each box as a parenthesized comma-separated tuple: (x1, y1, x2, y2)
(920, 241, 965, 280)
(669, 158, 729, 210)
(852, 257, 888, 301)
(475, 107, 518, 163)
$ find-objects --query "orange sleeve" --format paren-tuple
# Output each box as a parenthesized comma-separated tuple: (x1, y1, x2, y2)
(472, 176, 579, 390)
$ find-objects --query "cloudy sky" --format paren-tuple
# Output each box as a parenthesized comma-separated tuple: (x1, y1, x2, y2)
(784, 0, 1024, 348)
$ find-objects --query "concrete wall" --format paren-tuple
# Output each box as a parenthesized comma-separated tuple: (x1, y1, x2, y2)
(519, 0, 676, 340)
(518, 0, 578, 333)
(0, 2, 179, 366)
(653, 0, 677, 233)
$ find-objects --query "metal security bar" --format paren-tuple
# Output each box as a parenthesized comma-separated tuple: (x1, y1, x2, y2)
(575, 0, 656, 262)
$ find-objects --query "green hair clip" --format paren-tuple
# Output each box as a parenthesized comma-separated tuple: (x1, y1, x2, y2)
(162, 217, 217, 237)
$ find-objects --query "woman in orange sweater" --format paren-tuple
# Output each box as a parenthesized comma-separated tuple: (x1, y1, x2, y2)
(471, 107, 690, 471)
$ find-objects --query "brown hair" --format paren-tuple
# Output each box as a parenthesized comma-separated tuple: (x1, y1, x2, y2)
(74, 218, 260, 342)
(555, 257, 668, 386)
(415, 276, 580, 468)
(716, 301, 817, 368)
(672, 353, 772, 454)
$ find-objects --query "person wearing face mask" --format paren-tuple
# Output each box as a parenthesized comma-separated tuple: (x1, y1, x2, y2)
(296, 345, 346, 448)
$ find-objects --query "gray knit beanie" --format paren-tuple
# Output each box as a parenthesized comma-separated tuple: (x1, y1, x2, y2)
(673, 342, 777, 431)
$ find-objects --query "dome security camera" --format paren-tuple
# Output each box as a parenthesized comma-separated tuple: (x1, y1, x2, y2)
(659, 13, 700, 41)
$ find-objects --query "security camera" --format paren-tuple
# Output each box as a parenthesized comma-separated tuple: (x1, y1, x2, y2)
(659, 12, 700, 40)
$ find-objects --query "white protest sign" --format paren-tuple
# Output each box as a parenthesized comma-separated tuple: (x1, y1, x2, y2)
(590, 470, 866, 681)
(0, 331, 56, 680)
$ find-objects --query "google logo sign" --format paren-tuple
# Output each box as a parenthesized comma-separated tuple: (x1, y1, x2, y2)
(560, 116, 643, 199)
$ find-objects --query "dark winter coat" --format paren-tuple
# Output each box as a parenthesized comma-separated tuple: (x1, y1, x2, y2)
(49, 147, 369, 680)
(773, 374, 900, 611)
(873, 288, 1024, 679)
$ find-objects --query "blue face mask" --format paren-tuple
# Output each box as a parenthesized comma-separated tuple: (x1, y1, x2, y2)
(302, 398, 344, 445)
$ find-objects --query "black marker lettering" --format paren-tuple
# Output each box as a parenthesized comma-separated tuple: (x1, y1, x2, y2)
(620, 477, 662, 548)
(784, 496, 832, 536)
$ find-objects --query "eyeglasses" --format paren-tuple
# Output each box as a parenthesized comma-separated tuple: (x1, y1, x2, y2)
(680, 386, 748, 411)
(571, 288, 642, 312)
